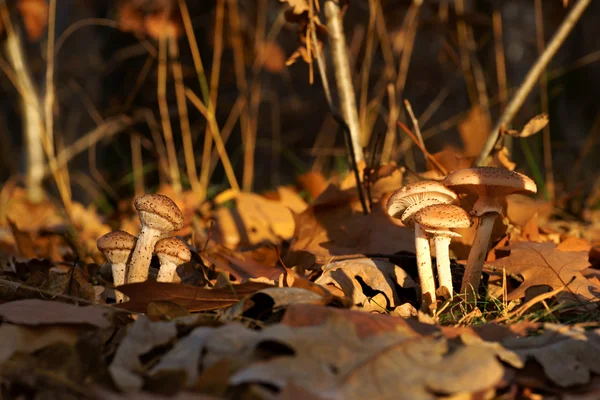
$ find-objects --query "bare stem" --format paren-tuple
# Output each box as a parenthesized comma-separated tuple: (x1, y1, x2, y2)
(324, 0, 364, 162)
(126, 228, 159, 284)
(476, 0, 591, 165)
(433, 235, 453, 299)
(461, 213, 497, 300)
(415, 223, 436, 311)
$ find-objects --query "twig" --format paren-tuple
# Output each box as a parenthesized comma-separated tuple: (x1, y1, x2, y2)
(170, 39, 200, 193)
(310, 21, 368, 215)
(397, 122, 447, 175)
(157, 33, 182, 194)
(381, 83, 399, 163)
(324, 0, 364, 162)
(404, 99, 424, 147)
(476, 0, 591, 165)
(492, 12, 508, 111)
(492, 276, 574, 323)
(535, 0, 555, 202)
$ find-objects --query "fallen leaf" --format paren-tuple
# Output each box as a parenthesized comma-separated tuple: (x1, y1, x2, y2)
(260, 41, 287, 74)
(117, 281, 273, 313)
(314, 258, 416, 311)
(286, 185, 414, 269)
(17, 0, 48, 41)
(0, 324, 78, 363)
(458, 106, 491, 157)
(280, 0, 309, 14)
(230, 315, 506, 400)
(109, 316, 178, 392)
(484, 241, 600, 305)
(503, 324, 600, 387)
(0, 299, 112, 328)
(214, 192, 296, 247)
(506, 113, 549, 138)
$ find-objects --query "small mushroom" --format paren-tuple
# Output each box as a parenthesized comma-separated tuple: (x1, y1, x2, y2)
(127, 194, 184, 284)
(414, 204, 473, 299)
(154, 237, 191, 282)
(444, 167, 537, 299)
(386, 181, 458, 311)
(97, 230, 137, 303)
(387, 181, 458, 219)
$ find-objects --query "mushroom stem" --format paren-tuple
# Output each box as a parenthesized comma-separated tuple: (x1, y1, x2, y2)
(157, 261, 177, 283)
(126, 227, 160, 284)
(415, 222, 436, 311)
(433, 236, 453, 299)
(461, 212, 497, 299)
(112, 262, 127, 303)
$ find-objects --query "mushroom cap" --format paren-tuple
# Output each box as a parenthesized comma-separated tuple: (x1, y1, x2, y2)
(134, 194, 184, 233)
(443, 167, 537, 216)
(154, 237, 191, 265)
(415, 204, 473, 233)
(97, 230, 137, 264)
(386, 181, 457, 219)
(401, 198, 448, 228)
(443, 167, 537, 196)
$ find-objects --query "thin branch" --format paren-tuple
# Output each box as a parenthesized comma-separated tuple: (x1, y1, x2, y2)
(310, 20, 368, 215)
(476, 0, 591, 165)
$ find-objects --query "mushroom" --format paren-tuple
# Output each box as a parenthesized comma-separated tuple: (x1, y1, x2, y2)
(126, 194, 184, 284)
(387, 181, 458, 219)
(414, 204, 473, 299)
(154, 237, 191, 282)
(386, 181, 458, 311)
(97, 230, 137, 303)
(443, 167, 537, 299)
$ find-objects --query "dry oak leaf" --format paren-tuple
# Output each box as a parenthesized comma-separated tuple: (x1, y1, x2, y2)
(230, 315, 506, 400)
(0, 324, 78, 364)
(214, 192, 296, 247)
(314, 258, 416, 312)
(109, 316, 178, 392)
(505, 113, 549, 138)
(0, 299, 112, 328)
(280, 0, 310, 14)
(484, 241, 600, 305)
(285, 185, 414, 269)
(502, 324, 600, 387)
(458, 106, 491, 157)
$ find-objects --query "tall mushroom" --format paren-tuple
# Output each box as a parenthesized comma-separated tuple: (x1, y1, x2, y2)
(386, 181, 458, 311)
(97, 230, 137, 303)
(414, 204, 473, 299)
(127, 194, 184, 284)
(155, 237, 191, 283)
(443, 167, 537, 299)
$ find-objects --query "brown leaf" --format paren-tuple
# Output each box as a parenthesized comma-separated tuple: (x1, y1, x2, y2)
(0, 324, 78, 363)
(17, 0, 48, 41)
(116, 281, 273, 313)
(280, 0, 309, 14)
(231, 313, 506, 399)
(314, 258, 416, 311)
(286, 185, 414, 269)
(484, 241, 600, 304)
(260, 41, 287, 74)
(0, 299, 112, 328)
(214, 192, 296, 247)
(506, 114, 549, 138)
(503, 324, 600, 387)
(110, 316, 178, 392)
(458, 106, 491, 157)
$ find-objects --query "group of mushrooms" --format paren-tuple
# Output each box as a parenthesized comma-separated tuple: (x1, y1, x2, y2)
(386, 166, 537, 311)
(96, 194, 191, 303)
(95, 167, 536, 310)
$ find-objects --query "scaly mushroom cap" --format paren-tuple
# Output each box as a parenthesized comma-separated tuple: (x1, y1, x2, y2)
(134, 194, 184, 233)
(415, 204, 473, 237)
(97, 230, 137, 264)
(154, 237, 191, 266)
(443, 167, 537, 216)
(386, 181, 457, 219)
(401, 197, 449, 228)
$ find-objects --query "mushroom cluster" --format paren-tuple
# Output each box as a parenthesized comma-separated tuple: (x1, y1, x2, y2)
(96, 193, 190, 303)
(386, 167, 537, 310)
